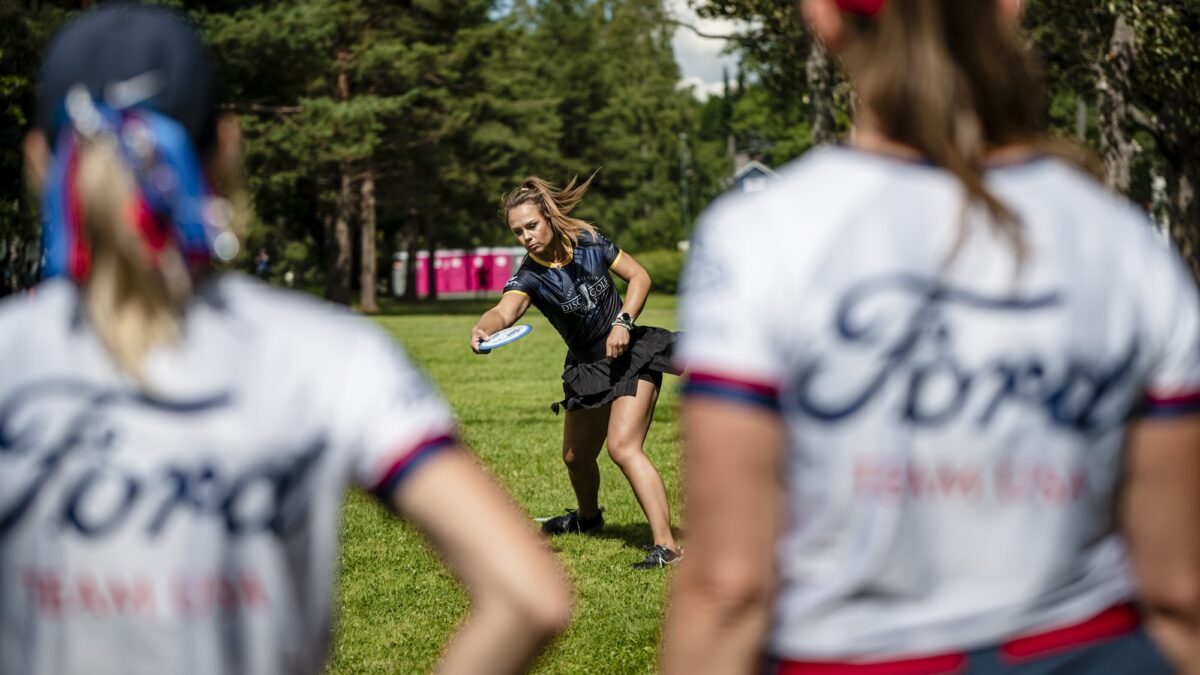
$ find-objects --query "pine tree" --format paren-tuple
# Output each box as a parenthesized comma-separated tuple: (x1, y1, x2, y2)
(0, 1, 74, 292)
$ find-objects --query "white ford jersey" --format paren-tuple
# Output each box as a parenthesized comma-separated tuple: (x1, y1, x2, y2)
(679, 147, 1200, 659)
(0, 275, 456, 675)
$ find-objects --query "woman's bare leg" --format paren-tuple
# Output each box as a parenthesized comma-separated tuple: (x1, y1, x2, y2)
(607, 379, 676, 550)
(562, 405, 610, 519)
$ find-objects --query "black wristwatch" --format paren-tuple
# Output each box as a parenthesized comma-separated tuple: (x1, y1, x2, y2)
(612, 312, 635, 330)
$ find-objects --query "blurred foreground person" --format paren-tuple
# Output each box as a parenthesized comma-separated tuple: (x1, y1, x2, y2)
(1, 6, 570, 674)
(664, 1, 1200, 673)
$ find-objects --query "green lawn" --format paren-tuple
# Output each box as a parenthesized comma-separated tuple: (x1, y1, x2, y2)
(325, 295, 682, 674)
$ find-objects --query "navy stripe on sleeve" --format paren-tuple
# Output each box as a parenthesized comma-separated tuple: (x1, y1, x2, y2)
(682, 371, 781, 412)
(1141, 390, 1200, 418)
(370, 433, 457, 503)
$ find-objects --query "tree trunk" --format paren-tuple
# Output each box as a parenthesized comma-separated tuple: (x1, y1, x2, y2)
(358, 169, 379, 313)
(403, 211, 420, 302)
(1096, 14, 1138, 194)
(1165, 151, 1200, 283)
(325, 166, 354, 305)
(806, 39, 838, 146)
(325, 51, 354, 305)
(423, 214, 438, 301)
(1075, 96, 1088, 141)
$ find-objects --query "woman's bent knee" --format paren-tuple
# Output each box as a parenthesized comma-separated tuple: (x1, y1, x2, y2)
(563, 447, 598, 469)
(606, 442, 646, 468)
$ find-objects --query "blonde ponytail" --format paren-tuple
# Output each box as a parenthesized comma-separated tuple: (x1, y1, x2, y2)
(75, 137, 188, 382)
(504, 172, 600, 247)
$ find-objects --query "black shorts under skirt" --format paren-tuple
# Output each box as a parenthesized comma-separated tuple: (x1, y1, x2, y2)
(552, 326, 681, 414)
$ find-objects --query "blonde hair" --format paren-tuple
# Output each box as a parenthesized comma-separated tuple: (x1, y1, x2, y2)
(74, 138, 189, 381)
(503, 173, 599, 247)
(840, 0, 1100, 259)
(73, 133, 251, 384)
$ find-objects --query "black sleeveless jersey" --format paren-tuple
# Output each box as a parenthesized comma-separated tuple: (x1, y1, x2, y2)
(503, 232, 623, 351)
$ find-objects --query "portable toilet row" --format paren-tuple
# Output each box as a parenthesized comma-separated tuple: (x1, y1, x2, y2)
(392, 247, 527, 298)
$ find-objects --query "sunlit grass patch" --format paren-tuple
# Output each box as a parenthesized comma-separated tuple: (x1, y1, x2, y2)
(326, 295, 681, 674)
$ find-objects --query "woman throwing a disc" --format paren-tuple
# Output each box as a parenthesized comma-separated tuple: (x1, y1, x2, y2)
(471, 175, 680, 569)
(666, 0, 1200, 672)
(1, 6, 570, 673)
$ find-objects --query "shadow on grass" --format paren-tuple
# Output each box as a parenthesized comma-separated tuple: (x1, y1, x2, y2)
(579, 521, 687, 551)
(540, 524, 655, 556)
(591, 522, 655, 550)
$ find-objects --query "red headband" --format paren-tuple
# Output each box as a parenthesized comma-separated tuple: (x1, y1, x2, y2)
(835, 0, 887, 16)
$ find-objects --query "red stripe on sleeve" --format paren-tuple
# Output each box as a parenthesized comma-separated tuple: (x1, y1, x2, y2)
(687, 371, 781, 397)
(1145, 389, 1200, 407)
(369, 432, 456, 496)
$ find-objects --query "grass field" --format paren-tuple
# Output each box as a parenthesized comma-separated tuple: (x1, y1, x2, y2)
(325, 294, 682, 674)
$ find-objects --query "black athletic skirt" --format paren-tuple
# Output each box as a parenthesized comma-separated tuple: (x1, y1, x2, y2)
(552, 326, 681, 414)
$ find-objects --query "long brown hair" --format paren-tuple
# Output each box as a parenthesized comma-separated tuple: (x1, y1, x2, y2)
(503, 173, 599, 248)
(839, 0, 1099, 258)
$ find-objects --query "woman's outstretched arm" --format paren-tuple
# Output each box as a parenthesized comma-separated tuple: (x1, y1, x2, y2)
(390, 448, 573, 674)
(470, 292, 530, 353)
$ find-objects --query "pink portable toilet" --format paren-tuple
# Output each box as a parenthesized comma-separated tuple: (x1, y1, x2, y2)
(495, 246, 526, 291)
(468, 247, 506, 294)
(469, 249, 488, 293)
(451, 250, 470, 293)
(436, 249, 469, 295)
(432, 254, 447, 295)
(415, 251, 430, 298)
(434, 253, 448, 293)
(491, 250, 510, 291)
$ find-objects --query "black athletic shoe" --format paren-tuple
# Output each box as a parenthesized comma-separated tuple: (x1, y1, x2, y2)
(631, 544, 681, 569)
(540, 508, 604, 536)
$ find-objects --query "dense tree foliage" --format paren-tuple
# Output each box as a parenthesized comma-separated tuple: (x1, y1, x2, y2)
(2, 1, 1195, 298)
(1028, 0, 1200, 277)
(693, 0, 1200, 277)
(0, 1, 72, 291)
(1, 0, 731, 303)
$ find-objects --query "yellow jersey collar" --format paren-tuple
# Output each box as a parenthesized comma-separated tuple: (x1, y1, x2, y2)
(529, 238, 574, 268)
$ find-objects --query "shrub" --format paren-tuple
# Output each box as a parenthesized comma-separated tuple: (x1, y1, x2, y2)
(629, 248, 685, 294)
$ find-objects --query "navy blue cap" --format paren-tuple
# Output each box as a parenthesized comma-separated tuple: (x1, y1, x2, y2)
(36, 3, 221, 150)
